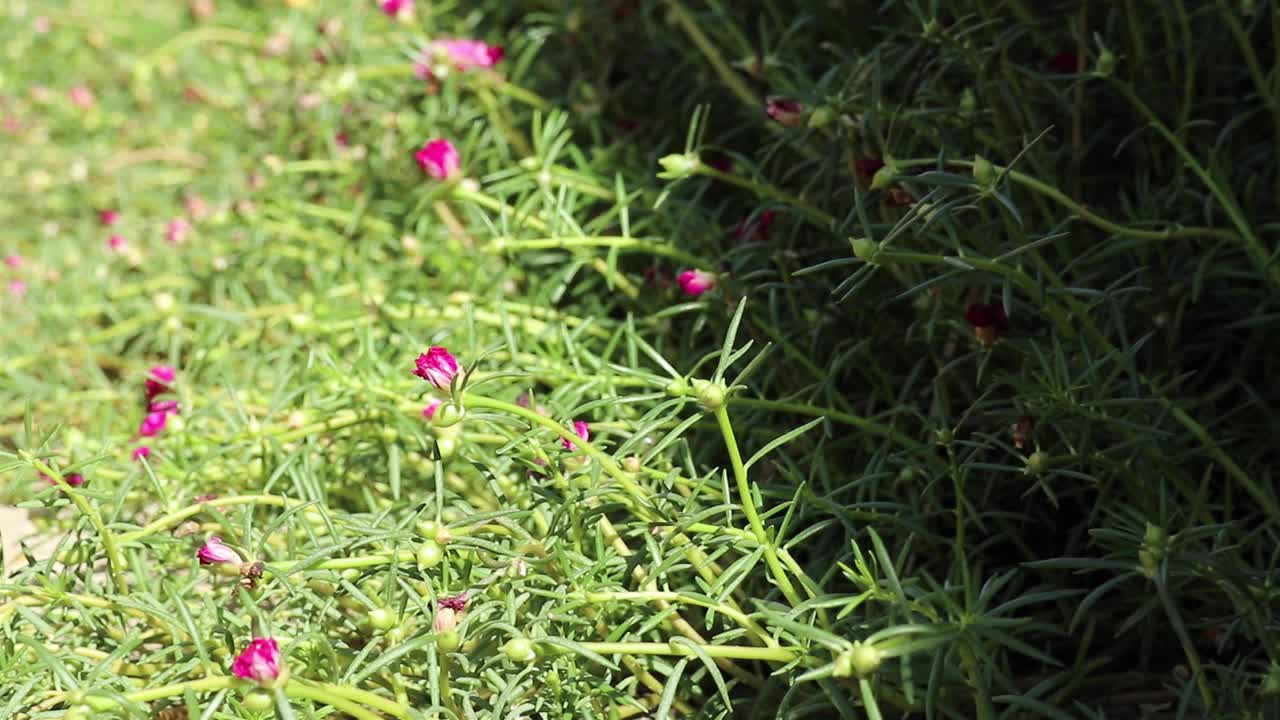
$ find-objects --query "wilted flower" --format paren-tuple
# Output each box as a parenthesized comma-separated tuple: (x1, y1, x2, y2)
(965, 302, 1009, 347)
(166, 218, 190, 244)
(423, 397, 443, 419)
(732, 209, 776, 243)
(434, 592, 469, 632)
(197, 536, 243, 565)
(146, 365, 176, 400)
(232, 637, 282, 684)
(562, 419, 590, 450)
(415, 139, 460, 180)
(414, 346, 461, 390)
(677, 269, 717, 297)
(766, 98, 804, 127)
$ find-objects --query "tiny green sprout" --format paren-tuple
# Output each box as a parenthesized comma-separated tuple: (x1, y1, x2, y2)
(1096, 48, 1117, 77)
(503, 637, 537, 663)
(657, 152, 701, 180)
(850, 236, 881, 265)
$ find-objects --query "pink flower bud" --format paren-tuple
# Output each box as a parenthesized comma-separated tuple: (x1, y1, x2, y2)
(139, 410, 169, 437)
(415, 139, 460, 180)
(676, 269, 716, 297)
(99, 209, 120, 227)
(766, 98, 804, 127)
(423, 397, 443, 419)
(108, 234, 126, 251)
(427, 39, 504, 71)
(197, 536, 243, 565)
(433, 606, 458, 632)
(232, 637, 282, 684)
(132, 446, 151, 461)
(145, 365, 176, 400)
(166, 218, 190, 244)
(563, 420, 590, 450)
(413, 346, 460, 390)
(8, 279, 27, 299)
(69, 85, 96, 109)
(3, 254, 21, 268)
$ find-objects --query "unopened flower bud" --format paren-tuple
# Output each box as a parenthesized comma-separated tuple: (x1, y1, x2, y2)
(1096, 48, 1116, 77)
(433, 402, 465, 428)
(657, 152, 700, 180)
(692, 379, 726, 410)
(850, 237, 881, 265)
(1024, 450, 1048, 476)
(417, 540, 443, 569)
(503, 637, 537, 663)
(959, 88, 976, 116)
(870, 162, 899, 191)
(807, 106, 835, 129)
(973, 154, 996, 187)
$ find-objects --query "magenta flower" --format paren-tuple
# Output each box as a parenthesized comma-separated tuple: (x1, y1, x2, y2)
(145, 365, 176, 400)
(434, 592, 468, 632)
(413, 346, 461, 390)
(197, 536, 243, 565)
(99, 209, 119, 227)
(139, 410, 169, 437)
(381, 0, 413, 17)
(562, 420, 590, 450)
(438, 592, 470, 611)
(415, 139, 460, 180)
(166, 218, 190, 244)
(677, 269, 717, 297)
(423, 397, 443, 419)
(108, 234, 126, 251)
(149, 400, 179, 414)
(132, 446, 151, 461)
(3, 254, 21, 268)
(766, 98, 804, 127)
(422, 38, 504, 74)
(68, 85, 95, 109)
(232, 637, 282, 684)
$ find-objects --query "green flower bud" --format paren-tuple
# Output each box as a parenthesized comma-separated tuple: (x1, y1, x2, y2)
(807, 106, 835, 129)
(437, 630, 462, 652)
(379, 425, 398, 443)
(433, 402, 466, 428)
(242, 690, 274, 712)
(623, 455, 642, 473)
(1096, 49, 1117, 77)
(959, 88, 976, 116)
(435, 435, 458, 460)
(503, 637, 537, 663)
(415, 519, 442, 540)
(849, 642, 883, 677)
(973, 154, 996, 187)
(665, 377, 688, 397)
(1024, 451, 1048, 476)
(850, 237, 881, 265)
(657, 152, 701, 180)
(692, 379, 726, 410)
(934, 428, 954, 447)
(922, 17, 941, 38)
(367, 607, 396, 632)
(417, 540, 443, 570)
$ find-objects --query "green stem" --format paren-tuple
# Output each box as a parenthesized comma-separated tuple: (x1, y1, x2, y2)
(571, 641, 798, 663)
(576, 590, 777, 648)
(697, 165, 835, 228)
(660, 0, 761, 110)
(712, 406, 805, 609)
(118, 494, 298, 543)
(29, 458, 127, 592)
(487, 235, 707, 268)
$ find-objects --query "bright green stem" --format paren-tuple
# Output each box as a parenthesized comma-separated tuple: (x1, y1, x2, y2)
(577, 590, 777, 648)
(452, 187, 549, 232)
(571, 641, 798, 663)
(118, 494, 298, 543)
(487, 235, 707, 268)
(29, 458, 128, 592)
(713, 406, 805, 609)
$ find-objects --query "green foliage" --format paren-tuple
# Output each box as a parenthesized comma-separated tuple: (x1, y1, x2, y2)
(2, 0, 1279, 718)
